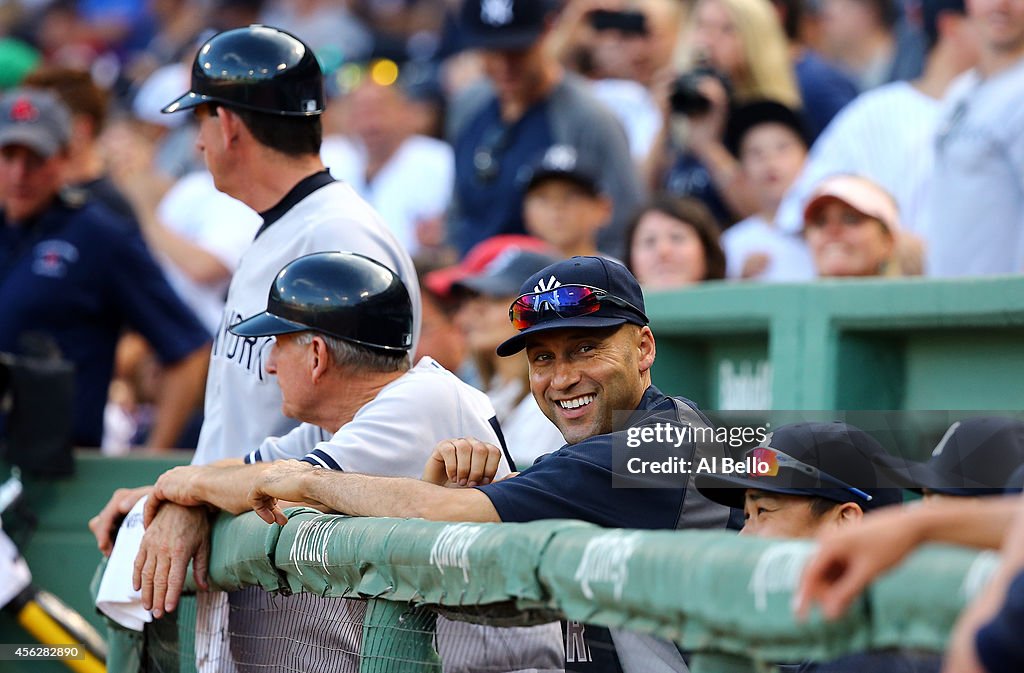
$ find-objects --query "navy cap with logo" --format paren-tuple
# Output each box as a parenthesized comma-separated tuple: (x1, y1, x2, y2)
(496, 256, 649, 357)
(453, 248, 561, 298)
(0, 89, 71, 158)
(873, 417, 1024, 496)
(695, 422, 903, 512)
(526, 144, 602, 195)
(459, 0, 555, 51)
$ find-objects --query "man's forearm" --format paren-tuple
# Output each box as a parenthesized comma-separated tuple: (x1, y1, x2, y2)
(283, 469, 500, 522)
(194, 462, 276, 514)
(912, 497, 1019, 550)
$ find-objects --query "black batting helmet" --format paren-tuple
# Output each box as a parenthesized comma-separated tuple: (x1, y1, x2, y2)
(162, 25, 324, 116)
(230, 252, 414, 352)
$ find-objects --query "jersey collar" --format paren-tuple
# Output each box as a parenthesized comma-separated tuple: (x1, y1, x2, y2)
(255, 169, 336, 239)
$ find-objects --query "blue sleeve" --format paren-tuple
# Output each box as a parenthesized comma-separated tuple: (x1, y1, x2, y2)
(795, 53, 860, 142)
(976, 570, 1024, 673)
(476, 436, 685, 530)
(100, 213, 210, 363)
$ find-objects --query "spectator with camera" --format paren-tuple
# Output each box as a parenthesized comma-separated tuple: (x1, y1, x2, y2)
(646, 0, 801, 226)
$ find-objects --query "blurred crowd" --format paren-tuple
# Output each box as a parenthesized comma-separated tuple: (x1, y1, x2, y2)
(0, 0, 1020, 455)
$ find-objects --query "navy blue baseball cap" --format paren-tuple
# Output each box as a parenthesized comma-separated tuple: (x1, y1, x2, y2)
(526, 144, 602, 195)
(459, 0, 555, 51)
(873, 417, 1024, 496)
(496, 256, 649, 357)
(695, 422, 903, 513)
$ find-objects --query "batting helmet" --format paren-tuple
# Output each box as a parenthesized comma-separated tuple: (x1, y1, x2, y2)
(162, 25, 324, 116)
(230, 252, 414, 352)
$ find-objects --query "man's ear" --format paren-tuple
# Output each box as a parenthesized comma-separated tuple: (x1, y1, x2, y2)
(217, 106, 243, 147)
(834, 502, 864, 527)
(638, 325, 656, 374)
(309, 335, 332, 382)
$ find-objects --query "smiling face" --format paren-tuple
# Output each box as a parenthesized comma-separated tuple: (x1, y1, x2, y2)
(524, 324, 655, 444)
(804, 199, 894, 277)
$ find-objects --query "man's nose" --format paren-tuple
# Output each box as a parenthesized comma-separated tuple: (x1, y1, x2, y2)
(265, 343, 278, 375)
(551, 359, 581, 389)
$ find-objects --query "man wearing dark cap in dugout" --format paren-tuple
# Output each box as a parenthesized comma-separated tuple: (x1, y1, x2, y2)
(241, 255, 732, 672)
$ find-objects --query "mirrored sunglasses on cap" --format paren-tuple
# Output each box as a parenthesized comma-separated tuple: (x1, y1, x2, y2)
(509, 284, 647, 331)
(746, 446, 874, 503)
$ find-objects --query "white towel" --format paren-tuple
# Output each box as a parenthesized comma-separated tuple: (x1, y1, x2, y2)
(95, 496, 152, 631)
(0, 525, 31, 609)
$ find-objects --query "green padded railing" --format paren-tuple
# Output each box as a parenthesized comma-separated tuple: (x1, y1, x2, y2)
(137, 508, 996, 672)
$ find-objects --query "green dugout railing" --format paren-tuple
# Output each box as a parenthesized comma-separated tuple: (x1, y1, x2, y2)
(100, 508, 995, 672)
(646, 275, 1024, 411)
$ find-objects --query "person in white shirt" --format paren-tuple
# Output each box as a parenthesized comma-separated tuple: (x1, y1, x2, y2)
(775, 0, 976, 248)
(919, 0, 1024, 275)
(321, 76, 454, 255)
(150, 171, 262, 333)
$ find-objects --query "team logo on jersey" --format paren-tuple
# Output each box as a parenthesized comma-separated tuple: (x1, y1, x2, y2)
(565, 621, 592, 663)
(214, 310, 273, 379)
(533, 275, 560, 293)
(480, 0, 514, 26)
(31, 240, 79, 278)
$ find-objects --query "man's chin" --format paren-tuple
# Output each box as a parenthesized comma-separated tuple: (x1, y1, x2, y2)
(557, 421, 597, 445)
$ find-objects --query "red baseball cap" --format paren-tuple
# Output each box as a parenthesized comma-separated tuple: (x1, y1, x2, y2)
(424, 235, 555, 297)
